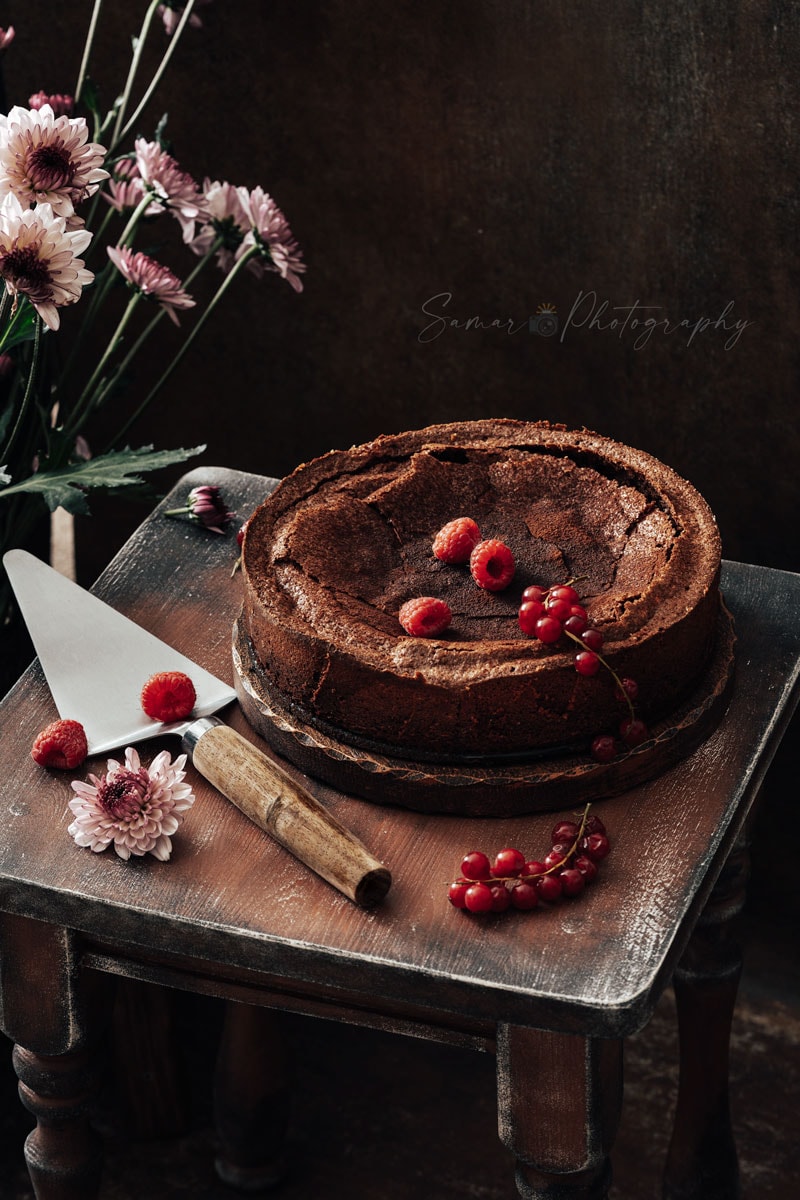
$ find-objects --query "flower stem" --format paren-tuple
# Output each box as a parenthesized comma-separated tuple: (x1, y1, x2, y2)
(108, 247, 257, 448)
(563, 629, 636, 720)
(115, 0, 198, 150)
(0, 315, 42, 474)
(108, 0, 161, 153)
(89, 239, 222, 416)
(75, 0, 104, 104)
(66, 292, 142, 437)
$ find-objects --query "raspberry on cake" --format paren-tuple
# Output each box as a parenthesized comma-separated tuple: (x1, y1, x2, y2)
(432, 517, 481, 563)
(469, 538, 516, 591)
(399, 596, 452, 637)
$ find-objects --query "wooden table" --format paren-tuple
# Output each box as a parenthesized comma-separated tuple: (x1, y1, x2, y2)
(1, 468, 798, 1200)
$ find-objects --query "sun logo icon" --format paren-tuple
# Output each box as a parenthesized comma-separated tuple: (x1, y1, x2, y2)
(530, 303, 559, 338)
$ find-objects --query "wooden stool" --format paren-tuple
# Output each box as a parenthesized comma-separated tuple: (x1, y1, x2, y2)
(1, 468, 797, 1200)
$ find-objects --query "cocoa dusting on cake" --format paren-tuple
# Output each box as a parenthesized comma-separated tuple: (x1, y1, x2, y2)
(240, 420, 721, 759)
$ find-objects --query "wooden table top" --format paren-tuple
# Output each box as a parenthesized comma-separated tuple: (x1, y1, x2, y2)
(1, 467, 798, 1040)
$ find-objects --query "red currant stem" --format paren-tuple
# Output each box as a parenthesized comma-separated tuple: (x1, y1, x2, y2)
(563, 630, 636, 721)
(448, 805, 593, 887)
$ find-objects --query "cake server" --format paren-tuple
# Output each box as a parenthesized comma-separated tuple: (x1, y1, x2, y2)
(3, 549, 391, 907)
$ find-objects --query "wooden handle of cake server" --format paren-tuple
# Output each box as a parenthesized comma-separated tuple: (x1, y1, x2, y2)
(182, 718, 391, 906)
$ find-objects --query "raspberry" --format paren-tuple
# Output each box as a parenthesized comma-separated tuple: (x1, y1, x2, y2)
(398, 596, 452, 637)
(432, 517, 481, 563)
(31, 719, 88, 770)
(141, 671, 197, 722)
(469, 539, 515, 591)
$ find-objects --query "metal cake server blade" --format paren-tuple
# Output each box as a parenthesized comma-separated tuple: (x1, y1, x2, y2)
(4, 548, 236, 755)
(3, 549, 391, 906)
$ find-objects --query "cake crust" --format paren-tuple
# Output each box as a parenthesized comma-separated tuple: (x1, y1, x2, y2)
(241, 420, 722, 759)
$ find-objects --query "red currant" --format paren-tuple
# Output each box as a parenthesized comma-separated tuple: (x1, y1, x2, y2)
(522, 584, 547, 603)
(524, 860, 547, 877)
(614, 677, 639, 703)
(581, 627, 604, 652)
(461, 851, 492, 881)
(580, 832, 611, 861)
(448, 881, 470, 908)
(584, 815, 607, 836)
(573, 854, 599, 882)
(549, 585, 580, 605)
(510, 881, 539, 910)
(564, 613, 588, 636)
(464, 883, 494, 913)
(590, 734, 617, 763)
(559, 868, 585, 897)
(551, 820, 581, 845)
(536, 874, 563, 902)
(534, 615, 563, 644)
(518, 600, 545, 635)
(544, 848, 570, 871)
(490, 883, 512, 912)
(545, 596, 572, 623)
(492, 847, 526, 877)
(575, 651, 601, 677)
(620, 716, 648, 747)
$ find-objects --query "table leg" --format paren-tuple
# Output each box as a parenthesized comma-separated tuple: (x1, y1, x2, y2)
(213, 1000, 291, 1191)
(0, 913, 105, 1199)
(497, 1025, 622, 1200)
(663, 835, 749, 1200)
(13, 1044, 103, 1200)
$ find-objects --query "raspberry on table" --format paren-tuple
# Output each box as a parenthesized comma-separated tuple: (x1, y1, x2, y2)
(398, 596, 452, 638)
(141, 671, 197, 723)
(469, 539, 515, 591)
(31, 719, 88, 770)
(432, 517, 481, 563)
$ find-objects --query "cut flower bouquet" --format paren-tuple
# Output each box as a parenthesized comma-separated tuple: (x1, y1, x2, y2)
(0, 2, 303, 670)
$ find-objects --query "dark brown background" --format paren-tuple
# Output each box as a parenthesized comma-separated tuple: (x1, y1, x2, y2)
(2, 2, 798, 920)
(3, 0, 797, 577)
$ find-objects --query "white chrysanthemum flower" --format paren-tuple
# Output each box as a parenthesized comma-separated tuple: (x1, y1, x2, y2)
(0, 193, 93, 330)
(68, 746, 195, 861)
(0, 104, 108, 217)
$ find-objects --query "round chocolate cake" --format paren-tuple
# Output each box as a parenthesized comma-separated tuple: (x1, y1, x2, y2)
(239, 420, 723, 767)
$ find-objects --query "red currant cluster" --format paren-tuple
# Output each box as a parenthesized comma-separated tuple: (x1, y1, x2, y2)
(448, 807, 610, 914)
(517, 580, 648, 761)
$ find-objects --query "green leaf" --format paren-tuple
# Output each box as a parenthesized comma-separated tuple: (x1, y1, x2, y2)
(79, 75, 102, 121)
(0, 302, 38, 354)
(0, 444, 206, 514)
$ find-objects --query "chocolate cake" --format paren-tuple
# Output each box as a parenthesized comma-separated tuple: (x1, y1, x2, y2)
(239, 420, 722, 764)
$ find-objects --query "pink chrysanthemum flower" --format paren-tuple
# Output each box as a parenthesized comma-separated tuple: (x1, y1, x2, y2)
(157, 0, 211, 36)
(189, 178, 249, 272)
(0, 105, 108, 218)
(0, 193, 93, 331)
(237, 186, 305, 293)
(0, 27, 14, 52)
(107, 245, 196, 325)
(68, 746, 195, 861)
(134, 138, 206, 243)
(103, 156, 145, 213)
(29, 91, 74, 117)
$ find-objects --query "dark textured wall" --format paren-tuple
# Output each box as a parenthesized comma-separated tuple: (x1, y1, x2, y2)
(3, 0, 798, 579)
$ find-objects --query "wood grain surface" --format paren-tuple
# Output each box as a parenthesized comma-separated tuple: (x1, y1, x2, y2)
(0, 469, 798, 1045)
